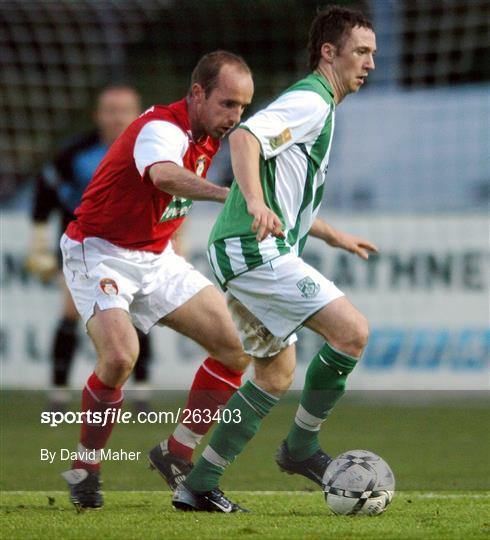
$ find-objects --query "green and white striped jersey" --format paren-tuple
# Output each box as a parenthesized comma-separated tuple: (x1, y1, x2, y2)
(208, 73, 336, 287)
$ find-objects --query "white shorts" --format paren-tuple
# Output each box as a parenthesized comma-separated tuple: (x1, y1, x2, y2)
(225, 253, 344, 357)
(60, 234, 212, 333)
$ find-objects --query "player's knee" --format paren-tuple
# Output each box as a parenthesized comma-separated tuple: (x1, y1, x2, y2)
(209, 341, 250, 373)
(351, 315, 369, 353)
(255, 367, 294, 397)
(331, 315, 369, 358)
(224, 353, 250, 373)
(213, 353, 249, 374)
(103, 350, 137, 377)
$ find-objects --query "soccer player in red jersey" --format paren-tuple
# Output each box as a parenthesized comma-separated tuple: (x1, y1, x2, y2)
(60, 51, 254, 509)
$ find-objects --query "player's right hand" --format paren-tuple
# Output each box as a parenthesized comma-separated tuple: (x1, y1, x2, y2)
(247, 200, 284, 242)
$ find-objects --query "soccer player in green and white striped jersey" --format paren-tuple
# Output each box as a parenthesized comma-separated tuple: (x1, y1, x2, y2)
(173, 6, 378, 512)
(208, 71, 337, 284)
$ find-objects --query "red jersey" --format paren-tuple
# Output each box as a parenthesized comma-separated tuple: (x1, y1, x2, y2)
(66, 98, 220, 253)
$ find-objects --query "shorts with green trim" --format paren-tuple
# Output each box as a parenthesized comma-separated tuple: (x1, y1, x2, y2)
(225, 253, 344, 358)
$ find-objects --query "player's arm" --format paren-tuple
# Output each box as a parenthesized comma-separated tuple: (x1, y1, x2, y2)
(236, 90, 328, 241)
(229, 128, 283, 241)
(149, 163, 229, 203)
(309, 217, 378, 260)
(135, 120, 228, 203)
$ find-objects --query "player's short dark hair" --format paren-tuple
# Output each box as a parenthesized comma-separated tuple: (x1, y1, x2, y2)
(308, 5, 374, 71)
(190, 50, 252, 97)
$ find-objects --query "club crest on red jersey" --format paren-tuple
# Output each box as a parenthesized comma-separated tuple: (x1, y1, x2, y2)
(99, 278, 119, 296)
(195, 155, 206, 177)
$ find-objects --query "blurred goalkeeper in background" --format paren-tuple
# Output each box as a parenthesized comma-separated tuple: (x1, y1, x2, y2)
(25, 86, 152, 412)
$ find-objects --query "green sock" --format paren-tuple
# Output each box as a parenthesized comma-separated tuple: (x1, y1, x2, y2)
(185, 380, 278, 493)
(286, 341, 358, 461)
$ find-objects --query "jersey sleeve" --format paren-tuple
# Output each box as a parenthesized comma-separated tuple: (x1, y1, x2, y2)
(241, 90, 331, 159)
(133, 120, 189, 177)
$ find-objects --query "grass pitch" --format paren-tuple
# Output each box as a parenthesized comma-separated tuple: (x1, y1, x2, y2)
(2, 491, 489, 539)
(1, 390, 489, 538)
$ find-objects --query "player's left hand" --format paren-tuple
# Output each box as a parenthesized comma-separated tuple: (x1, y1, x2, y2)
(328, 230, 378, 260)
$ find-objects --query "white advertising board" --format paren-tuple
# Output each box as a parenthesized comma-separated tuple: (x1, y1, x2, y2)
(1, 210, 488, 390)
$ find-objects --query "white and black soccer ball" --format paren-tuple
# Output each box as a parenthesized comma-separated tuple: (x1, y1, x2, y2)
(323, 449, 395, 516)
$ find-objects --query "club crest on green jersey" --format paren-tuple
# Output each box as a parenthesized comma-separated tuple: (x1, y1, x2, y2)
(296, 276, 320, 298)
(269, 128, 292, 150)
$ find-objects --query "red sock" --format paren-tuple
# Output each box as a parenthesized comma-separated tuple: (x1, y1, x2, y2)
(168, 357, 242, 461)
(73, 372, 123, 472)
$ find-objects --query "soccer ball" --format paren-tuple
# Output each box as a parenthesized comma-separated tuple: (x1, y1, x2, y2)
(323, 449, 395, 516)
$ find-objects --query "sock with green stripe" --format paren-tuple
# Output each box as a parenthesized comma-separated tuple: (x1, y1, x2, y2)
(285, 341, 358, 461)
(185, 380, 278, 493)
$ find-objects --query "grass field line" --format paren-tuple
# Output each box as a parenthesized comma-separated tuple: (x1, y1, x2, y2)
(416, 492, 490, 499)
(2, 490, 489, 499)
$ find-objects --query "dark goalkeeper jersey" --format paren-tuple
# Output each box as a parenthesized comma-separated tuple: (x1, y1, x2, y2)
(32, 131, 109, 235)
